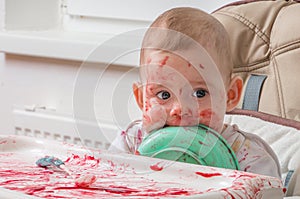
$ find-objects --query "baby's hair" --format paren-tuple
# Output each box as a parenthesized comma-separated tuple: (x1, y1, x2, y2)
(140, 7, 233, 84)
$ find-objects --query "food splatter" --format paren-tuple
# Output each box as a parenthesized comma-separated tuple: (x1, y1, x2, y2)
(150, 162, 164, 171)
(195, 171, 222, 178)
(75, 174, 97, 188)
(0, 137, 284, 198)
(199, 64, 205, 69)
(159, 56, 169, 67)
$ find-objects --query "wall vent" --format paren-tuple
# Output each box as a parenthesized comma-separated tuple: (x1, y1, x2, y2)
(13, 108, 118, 150)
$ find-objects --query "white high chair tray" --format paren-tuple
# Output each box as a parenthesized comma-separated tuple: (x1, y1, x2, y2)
(0, 135, 284, 199)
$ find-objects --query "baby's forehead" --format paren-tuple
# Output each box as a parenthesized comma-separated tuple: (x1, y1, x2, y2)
(141, 50, 215, 72)
(142, 50, 189, 65)
(140, 50, 229, 86)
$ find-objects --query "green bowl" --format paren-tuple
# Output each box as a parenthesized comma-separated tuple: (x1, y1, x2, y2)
(137, 124, 240, 170)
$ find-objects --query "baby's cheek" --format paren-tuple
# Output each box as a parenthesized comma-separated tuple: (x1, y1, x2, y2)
(143, 113, 152, 123)
(143, 96, 158, 112)
(198, 109, 222, 128)
(199, 109, 213, 119)
(148, 105, 165, 118)
(143, 99, 166, 122)
(142, 103, 167, 133)
(144, 99, 151, 112)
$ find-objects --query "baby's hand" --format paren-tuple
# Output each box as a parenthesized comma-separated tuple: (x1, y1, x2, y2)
(142, 99, 167, 133)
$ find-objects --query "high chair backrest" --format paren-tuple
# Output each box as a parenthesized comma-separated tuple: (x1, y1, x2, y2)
(212, 0, 300, 122)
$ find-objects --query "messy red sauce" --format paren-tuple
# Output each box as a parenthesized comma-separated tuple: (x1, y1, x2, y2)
(199, 63, 205, 69)
(75, 174, 97, 188)
(179, 88, 182, 95)
(0, 153, 198, 198)
(146, 57, 152, 64)
(195, 171, 222, 178)
(159, 56, 169, 67)
(0, 137, 284, 198)
(150, 163, 163, 171)
(199, 109, 213, 119)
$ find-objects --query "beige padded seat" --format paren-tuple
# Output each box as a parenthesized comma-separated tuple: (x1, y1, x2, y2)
(213, 0, 300, 121)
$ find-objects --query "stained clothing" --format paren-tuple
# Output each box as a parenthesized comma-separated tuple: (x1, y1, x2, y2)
(109, 120, 281, 179)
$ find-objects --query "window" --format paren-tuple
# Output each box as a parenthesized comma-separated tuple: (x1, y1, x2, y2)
(63, 0, 234, 34)
(0, 0, 234, 65)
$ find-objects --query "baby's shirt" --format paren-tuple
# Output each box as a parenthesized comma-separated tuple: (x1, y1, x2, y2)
(220, 124, 281, 178)
(109, 120, 281, 179)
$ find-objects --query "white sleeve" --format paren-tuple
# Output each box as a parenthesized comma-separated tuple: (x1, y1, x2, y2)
(108, 131, 131, 153)
(222, 124, 281, 179)
(238, 142, 281, 178)
(238, 133, 281, 179)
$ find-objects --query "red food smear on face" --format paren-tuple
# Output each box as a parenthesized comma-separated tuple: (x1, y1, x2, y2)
(199, 109, 213, 119)
(150, 163, 163, 171)
(195, 172, 222, 178)
(143, 113, 151, 123)
(146, 57, 152, 64)
(146, 85, 154, 94)
(179, 88, 182, 95)
(144, 99, 151, 112)
(188, 63, 191, 67)
(159, 56, 169, 67)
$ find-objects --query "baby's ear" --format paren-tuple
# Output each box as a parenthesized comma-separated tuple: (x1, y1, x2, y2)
(226, 76, 243, 112)
(133, 82, 144, 110)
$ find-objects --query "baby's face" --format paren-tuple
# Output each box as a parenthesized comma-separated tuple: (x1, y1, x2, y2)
(139, 51, 227, 132)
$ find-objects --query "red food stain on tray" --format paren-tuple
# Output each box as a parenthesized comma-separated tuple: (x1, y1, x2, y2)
(0, 153, 197, 198)
(150, 162, 163, 171)
(75, 174, 97, 188)
(195, 171, 222, 178)
(0, 138, 284, 199)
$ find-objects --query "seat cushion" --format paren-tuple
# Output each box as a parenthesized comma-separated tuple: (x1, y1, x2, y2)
(213, 0, 300, 121)
(225, 109, 300, 196)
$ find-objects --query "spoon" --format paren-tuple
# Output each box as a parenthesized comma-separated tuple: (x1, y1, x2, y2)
(36, 156, 97, 188)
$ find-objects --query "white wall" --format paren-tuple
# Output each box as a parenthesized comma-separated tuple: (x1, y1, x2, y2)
(0, 0, 235, 146)
(0, 54, 78, 133)
(0, 54, 140, 138)
(0, 0, 4, 30)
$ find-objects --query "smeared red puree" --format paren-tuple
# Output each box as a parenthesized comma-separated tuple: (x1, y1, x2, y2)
(150, 162, 163, 171)
(159, 56, 169, 67)
(146, 57, 152, 64)
(199, 109, 213, 119)
(199, 63, 205, 69)
(0, 153, 200, 198)
(75, 174, 97, 188)
(195, 171, 222, 178)
(0, 138, 284, 198)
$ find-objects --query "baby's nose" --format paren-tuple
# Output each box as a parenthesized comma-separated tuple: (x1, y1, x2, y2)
(170, 103, 181, 117)
(170, 102, 192, 117)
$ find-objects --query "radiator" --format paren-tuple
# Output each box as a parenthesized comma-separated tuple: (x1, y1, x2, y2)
(13, 107, 118, 150)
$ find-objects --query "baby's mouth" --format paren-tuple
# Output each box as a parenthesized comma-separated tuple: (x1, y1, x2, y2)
(167, 117, 198, 126)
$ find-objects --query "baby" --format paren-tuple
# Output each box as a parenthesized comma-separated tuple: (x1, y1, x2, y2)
(109, 7, 281, 178)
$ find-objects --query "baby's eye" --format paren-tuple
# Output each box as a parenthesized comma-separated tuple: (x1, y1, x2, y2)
(193, 89, 207, 98)
(156, 90, 171, 100)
